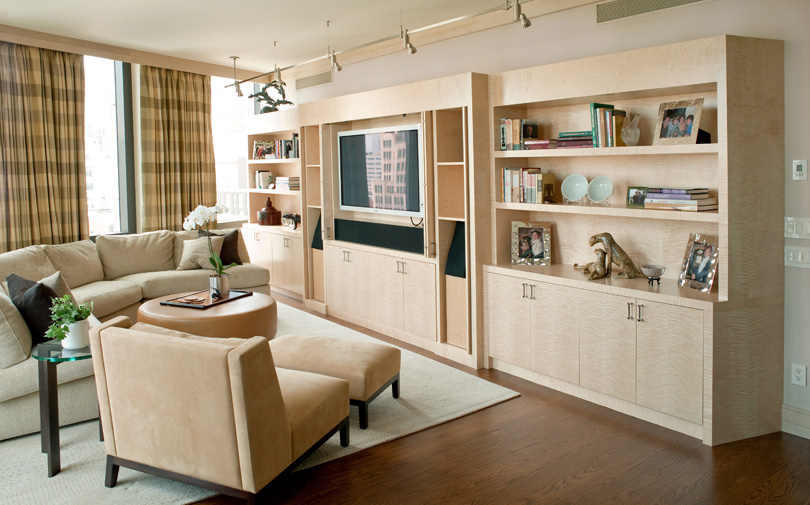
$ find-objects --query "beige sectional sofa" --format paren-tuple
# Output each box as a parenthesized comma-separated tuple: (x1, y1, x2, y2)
(0, 229, 270, 441)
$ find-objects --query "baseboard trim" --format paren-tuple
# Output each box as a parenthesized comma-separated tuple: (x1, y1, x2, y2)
(782, 404, 810, 440)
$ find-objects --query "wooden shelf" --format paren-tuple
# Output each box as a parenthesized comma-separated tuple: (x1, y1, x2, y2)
(307, 204, 322, 210)
(494, 202, 719, 222)
(249, 188, 301, 196)
(438, 216, 466, 222)
(494, 144, 719, 158)
(248, 158, 300, 164)
(437, 161, 465, 167)
(305, 164, 321, 169)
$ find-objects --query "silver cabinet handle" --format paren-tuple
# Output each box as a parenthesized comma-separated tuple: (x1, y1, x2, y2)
(637, 304, 644, 322)
(396, 260, 401, 273)
(627, 302, 634, 320)
(401, 261, 406, 274)
(522, 283, 527, 299)
(326, 226, 332, 239)
(530, 284, 536, 300)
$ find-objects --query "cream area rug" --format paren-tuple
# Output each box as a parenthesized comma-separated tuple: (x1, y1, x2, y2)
(0, 303, 518, 505)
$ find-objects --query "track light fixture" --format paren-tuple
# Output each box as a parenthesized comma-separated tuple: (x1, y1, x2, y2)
(513, 0, 531, 28)
(272, 42, 286, 86)
(403, 28, 417, 55)
(330, 50, 343, 72)
(230, 56, 243, 97)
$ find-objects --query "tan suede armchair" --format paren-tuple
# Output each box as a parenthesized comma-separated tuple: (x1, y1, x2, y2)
(90, 317, 349, 504)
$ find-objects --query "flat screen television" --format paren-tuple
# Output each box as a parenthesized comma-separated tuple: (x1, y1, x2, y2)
(337, 124, 424, 218)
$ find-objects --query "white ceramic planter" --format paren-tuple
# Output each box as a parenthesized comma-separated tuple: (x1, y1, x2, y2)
(62, 319, 90, 350)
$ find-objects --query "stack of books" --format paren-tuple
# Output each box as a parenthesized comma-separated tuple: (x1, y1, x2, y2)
(523, 139, 557, 150)
(644, 188, 717, 211)
(499, 118, 539, 150)
(501, 167, 555, 203)
(251, 133, 300, 160)
(589, 103, 627, 147)
(556, 130, 594, 149)
(274, 176, 300, 191)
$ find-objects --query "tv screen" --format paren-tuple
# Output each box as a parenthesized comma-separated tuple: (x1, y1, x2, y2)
(338, 125, 424, 218)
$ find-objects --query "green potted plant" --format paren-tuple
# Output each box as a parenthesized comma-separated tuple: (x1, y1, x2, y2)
(46, 295, 94, 349)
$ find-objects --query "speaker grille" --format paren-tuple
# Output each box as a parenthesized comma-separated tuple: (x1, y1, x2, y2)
(296, 71, 333, 90)
(597, 0, 704, 23)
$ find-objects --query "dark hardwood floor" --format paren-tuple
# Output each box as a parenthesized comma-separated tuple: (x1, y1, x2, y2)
(198, 295, 810, 505)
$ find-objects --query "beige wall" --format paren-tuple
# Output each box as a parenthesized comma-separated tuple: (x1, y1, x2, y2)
(294, 0, 810, 414)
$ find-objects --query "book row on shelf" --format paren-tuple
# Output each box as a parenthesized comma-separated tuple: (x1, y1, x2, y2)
(252, 133, 299, 160)
(627, 187, 717, 212)
(501, 167, 556, 204)
(498, 118, 538, 150)
(254, 171, 300, 191)
(589, 103, 627, 148)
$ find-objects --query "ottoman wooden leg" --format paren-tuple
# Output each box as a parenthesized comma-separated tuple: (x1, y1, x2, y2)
(340, 420, 350, 447)
(392, 377, 400, 399)
(351, 400, 370, 430)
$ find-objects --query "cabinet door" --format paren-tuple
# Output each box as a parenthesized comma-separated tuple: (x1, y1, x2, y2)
(344, 248, 374, 321)
(402, 259, 437, 341)
(579, 291, 637, 403)
(270, 234, 304, 295)
(486, 273, 530, 369)
(241, 229, 273, 272)
(636, 301, 703, 424)
(372, 255, 404, 330)
(530, 283, 581, 384)
(324, 245, 349, 313)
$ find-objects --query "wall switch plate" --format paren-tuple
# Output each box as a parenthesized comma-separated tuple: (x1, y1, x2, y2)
(792, 363, 807, 387)
(785, 246, 810, 268)
(793, 160, 808, 181)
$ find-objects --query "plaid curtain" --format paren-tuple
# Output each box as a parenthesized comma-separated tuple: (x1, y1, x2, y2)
(0, 42, 88, 253)
(139, 66, 216, 232)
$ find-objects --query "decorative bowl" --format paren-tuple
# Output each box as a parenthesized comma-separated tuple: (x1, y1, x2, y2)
(587, 176, 613, 203)
(641, 265, 666, 278)
(561, 174, 588, 203)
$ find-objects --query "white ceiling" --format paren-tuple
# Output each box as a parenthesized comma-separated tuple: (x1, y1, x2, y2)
(0, 0, 501, 73)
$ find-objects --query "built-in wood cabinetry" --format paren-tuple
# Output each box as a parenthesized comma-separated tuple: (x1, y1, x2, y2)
(242, 224, 304, 296)
(484, 36, 784, 446)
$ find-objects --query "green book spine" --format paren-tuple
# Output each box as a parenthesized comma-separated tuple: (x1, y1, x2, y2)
(558, 130, 593, 138)
(589, 103, 614, 147)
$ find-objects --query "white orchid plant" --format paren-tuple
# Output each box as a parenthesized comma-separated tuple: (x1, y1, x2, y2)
(182, 204, 236, 277)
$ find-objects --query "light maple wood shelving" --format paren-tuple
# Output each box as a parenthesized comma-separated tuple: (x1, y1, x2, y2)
(485, 36, 784, 446)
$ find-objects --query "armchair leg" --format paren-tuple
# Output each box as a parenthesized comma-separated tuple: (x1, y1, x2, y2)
(392, 378, 400, 399)
(358, 402, 369, 430)
(105, 456, 120, 488)
(340, 420, 350, 447)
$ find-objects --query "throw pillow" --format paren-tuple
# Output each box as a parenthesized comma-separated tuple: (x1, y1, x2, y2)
(198, 229, 243, 265)
(6, 274, 59, 345)
(176, 236, 224, 271)
(0, 291, 32, 368)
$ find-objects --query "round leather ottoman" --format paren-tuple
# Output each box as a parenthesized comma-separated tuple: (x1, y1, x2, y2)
(137, 292, 277, 339)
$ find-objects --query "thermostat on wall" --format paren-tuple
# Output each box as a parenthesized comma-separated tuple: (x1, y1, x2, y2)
(794, 160, 807, 181)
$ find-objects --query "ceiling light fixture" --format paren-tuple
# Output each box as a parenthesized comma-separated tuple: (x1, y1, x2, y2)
(513, 0, 532, 28)
(230, 56, 243, 97)
(403, 28, 417, 54)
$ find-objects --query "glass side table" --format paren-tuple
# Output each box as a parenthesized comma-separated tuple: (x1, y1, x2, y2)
(32, 340, 93, 477)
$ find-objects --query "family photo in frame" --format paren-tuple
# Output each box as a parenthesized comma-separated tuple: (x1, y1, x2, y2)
(653, 98, 704, 146)
(511, 221, 552, 265)
(677, 233, 719, 292)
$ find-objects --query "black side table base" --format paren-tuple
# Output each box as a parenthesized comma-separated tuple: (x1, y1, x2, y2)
(38, 360, 60, 477)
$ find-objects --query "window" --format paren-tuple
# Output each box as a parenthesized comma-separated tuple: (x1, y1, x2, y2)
(210, 76, 252, 219)
(83, 56, 135, 236)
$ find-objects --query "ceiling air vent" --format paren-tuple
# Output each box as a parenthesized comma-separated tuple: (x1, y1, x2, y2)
(597, 0, 705, 23)
(296, 71, 333, 90)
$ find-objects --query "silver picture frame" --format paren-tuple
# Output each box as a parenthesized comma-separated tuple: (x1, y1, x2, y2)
(511, 221, 552, 266)
(677, 232, 719, 293)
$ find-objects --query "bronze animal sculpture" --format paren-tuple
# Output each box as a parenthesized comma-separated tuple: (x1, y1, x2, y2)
(574, 248, 608, 280)
(249, 80, 294, 113)
(588, 232, 643, 278)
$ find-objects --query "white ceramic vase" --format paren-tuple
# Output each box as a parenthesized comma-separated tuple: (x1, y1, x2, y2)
(209, 273, 230, 300)
(62, 319, 90, 350)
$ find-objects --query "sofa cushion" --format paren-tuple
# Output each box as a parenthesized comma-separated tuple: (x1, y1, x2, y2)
(42, 240, 104, 288)
(95, 231, 175, 280)
(0, 356, 94, 403)
(117, 264, 269, 299)
(172, 230, 199, 268)
(0, 292, 32, 369)
(176, 236, 224, 271)
(71, 280, 143, 319)
(0, 246, 57, 295)
(6, 274, 59, 345)
(199, 229, 243, 265)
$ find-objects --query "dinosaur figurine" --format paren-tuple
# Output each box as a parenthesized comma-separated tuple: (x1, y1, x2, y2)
(574, 248, 608, 280)
(588, 232, 643, 279)
(248, 79, 294, 113)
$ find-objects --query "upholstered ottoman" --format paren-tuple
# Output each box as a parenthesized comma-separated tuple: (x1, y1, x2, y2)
(269, 334, 400, 429)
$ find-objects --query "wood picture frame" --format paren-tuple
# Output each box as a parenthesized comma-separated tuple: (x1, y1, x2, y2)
(626, 186, 647, 208)
(678, 233, 719, 293)
(511, 221, 551, 265)
(653, 98, 704, 146)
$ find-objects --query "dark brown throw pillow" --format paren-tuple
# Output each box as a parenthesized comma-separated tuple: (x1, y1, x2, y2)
(6, 274, 59, 345)
(198, 229, 242, 265)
